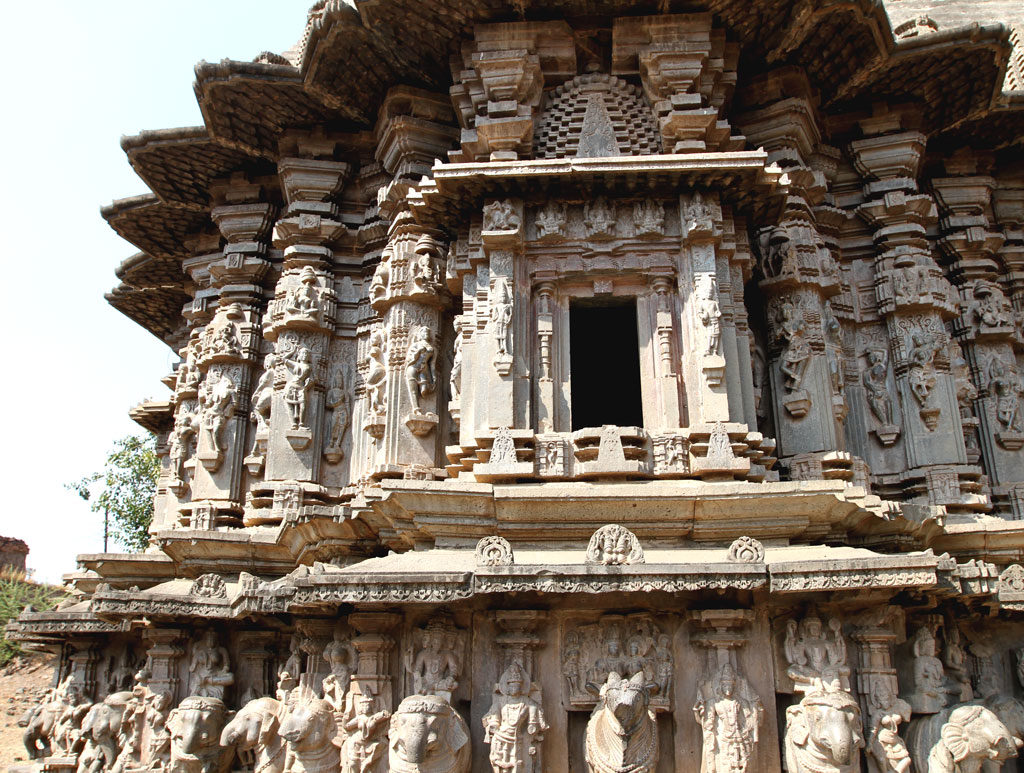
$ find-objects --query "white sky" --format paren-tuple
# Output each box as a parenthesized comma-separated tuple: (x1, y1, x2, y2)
(0, 1, 313, 582)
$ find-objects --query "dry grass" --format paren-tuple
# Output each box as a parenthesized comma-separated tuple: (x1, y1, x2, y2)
(0, 567, 66, 665)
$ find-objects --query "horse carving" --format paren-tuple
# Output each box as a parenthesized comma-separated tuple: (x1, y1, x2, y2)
(220, 697, 285, 773)
(585, 672, 659, 773)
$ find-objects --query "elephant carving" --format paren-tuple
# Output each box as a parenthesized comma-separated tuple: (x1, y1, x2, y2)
(278, 692, 340, 773)
(77, 691, 132, 773)
(220, 697, 285, 773)
(907, 704, 1019, 773)
(784, 688, 864, 773)
(167, 696, 234, 773)
(585, 672, 659, 773)
(389, 694, 470, 773)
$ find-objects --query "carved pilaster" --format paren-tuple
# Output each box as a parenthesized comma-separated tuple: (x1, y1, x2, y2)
(141, 627, 184, 702)
(236, 630, 277, 705)
(349, 612, 400, 714)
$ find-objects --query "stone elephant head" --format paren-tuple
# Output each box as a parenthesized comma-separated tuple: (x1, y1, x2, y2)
(220, 696, 281, 751)
(928, 704, 1018, 773)
(278, 693, 339, 772)
(785, 689, 864, 773)
(167, 696, 233, 773)
(81, 691, 131, 742)
(984, 694, 1024, 750)
(389, 694, 470, 773)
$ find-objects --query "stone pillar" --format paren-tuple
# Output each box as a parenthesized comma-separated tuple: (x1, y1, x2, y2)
(851, 110, 984, 511)
(66, 639, 102, 702)
(492, 610, 545, 678)
(256, 132, 349, 522)
(533, 282, 557, 434)
(349, 612, 400, 713)
(934, 154, 1023, 518)
(142, 627, 184, 702)
(736, 73, 847, 467)
(187, 174, 275, 527)
(851, 608, 909, 773)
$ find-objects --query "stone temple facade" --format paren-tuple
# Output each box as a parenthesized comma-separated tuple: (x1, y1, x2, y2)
(9, 2, 1024, 772)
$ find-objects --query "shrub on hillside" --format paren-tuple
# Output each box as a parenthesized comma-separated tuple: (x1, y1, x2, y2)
(0, 568, 66, 665)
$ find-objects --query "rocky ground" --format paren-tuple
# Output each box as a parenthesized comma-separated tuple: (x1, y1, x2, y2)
(0, 654, 55, 767)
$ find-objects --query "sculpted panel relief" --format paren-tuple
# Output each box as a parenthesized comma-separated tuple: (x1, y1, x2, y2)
(562, 613, 671, 710)
(403, 616, 465, 703)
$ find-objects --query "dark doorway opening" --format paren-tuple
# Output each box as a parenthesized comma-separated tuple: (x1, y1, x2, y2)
(569, 297, 643, 430)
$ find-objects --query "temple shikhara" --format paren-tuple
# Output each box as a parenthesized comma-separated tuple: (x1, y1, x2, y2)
(11, 0, 1024, 771)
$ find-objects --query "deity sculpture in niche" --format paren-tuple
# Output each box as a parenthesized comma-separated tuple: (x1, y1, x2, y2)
(188, 630, 234, 701)
(404, 326, 438, 436)
(905, 625, 946, 713)
(775, 299, 812, 417)
(696, 273, 722, 358)
(863, 349, 900, 445)
(564, 614, 669, 710)
(693, 662, 764, 773)
(684, 191, 714, 234)
(145, 691, 172, 768)
(536, 201, 566, 239)
(969, 279, 1013, 331)
(405, 617, 463, 702)
(823, 302, 845, 416)
(169, 404, 198, 490)
(988, 355, 1024, 447)
(907, 331, 943, 430)
(322, 625, 357, 712)
(482, 662, 548, 773)
(449, 317, 463, 401)
(784, 614, 850, 692)
(324, 365, 350, 463)
(490, 277, 514, 374)
(369, 249, 391, 305)
(585, 672, 658, 773)
(285, 266, 321, 320)
(341, 688, 391, 773)
(364, 327, 387, 437)
(584, 197, 616, 237)
(198, 368, 235, 465)
(176, 338, 202, 394)
(250, 353, 279, 444)
(632, 199, 664, 236)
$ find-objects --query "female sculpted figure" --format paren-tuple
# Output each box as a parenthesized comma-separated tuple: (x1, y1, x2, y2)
(909, 627, 945, 713)
(404, 328, 436, 411)
(283, 347, 313, 430)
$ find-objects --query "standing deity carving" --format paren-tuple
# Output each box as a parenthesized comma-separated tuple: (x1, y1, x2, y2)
(405, 327, 436, 411)
(482, 662, 548, 773)
(907, 331, 943, 430)
(823, 302, 845, 403)
(405, 617, 463, 702)
(697, 274, 722, 357)
(585, 672, 658, 773)
(282, 346, 314, 431)
(322, 626, 357, 713)
(363, 328, 387, 437)
(449, 318, 463, 400)
(775, 299, 812, 417)
(324, 365, 350, 463)
(169, 404, 198, 488)
(198, 369, 235, 460)
(864, 350, 900, 445)
(693, 662, 764, 773)
(341, 689, 391, 773)
(250, 353, 279, 440)
(988, 355, 1024, 436)
(188, 630, 234, 701)
(490, 277, 514, 372)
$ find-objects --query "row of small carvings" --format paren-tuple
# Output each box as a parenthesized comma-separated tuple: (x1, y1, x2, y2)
(23, 608, 1024, 773)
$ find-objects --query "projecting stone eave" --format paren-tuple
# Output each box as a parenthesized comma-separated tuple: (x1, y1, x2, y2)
(6, 604, 131, 650)
(74, 551, 177, 590)
(928, 517, 1024, 565)
(101, 194, 211, 259)
(370, 478, 922, 551)
(129, 398, 174, 434)
(152, 527, 297, 577)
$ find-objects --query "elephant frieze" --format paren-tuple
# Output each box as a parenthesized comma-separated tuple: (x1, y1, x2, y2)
(907, 703, 1019, 773)
(220, 696, 285, 773)
(167, 696, 234, 773)
(785, 688, 864, 773)
(76, 691, 132, 773)
(278, 692, 340, 773)
(389, 694, 470, 773)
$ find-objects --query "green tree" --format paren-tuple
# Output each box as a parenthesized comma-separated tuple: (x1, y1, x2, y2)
(67, 434, 160, 552)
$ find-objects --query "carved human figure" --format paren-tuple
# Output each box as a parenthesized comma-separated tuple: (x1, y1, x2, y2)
(449, 323, 463, 400)
(633, 199, 664, 235)
(866, 681, 911, 773)
(198, 370, 235, 456)
(654, 634, 673, 699)
(369, 251, 390, 304)
(220, 696, 285, 773)
(536, 202, 566, 238)
(169, 406, 198, 486)
(697, 275, 722, 357)
(908, 626, 946, 713)
(823, 302, 843, 396)
(250, 353, 279, 442)
(584, 672, 658, 773)
(176, 341, 201, 394)
(777, 301, 811, 392)
(490, 278, 513, 358)
(484, 200, 521, 232)
(864, 350, 894, 426)
(413, 236, 439, 291)
(52, 679, 89, 756)
(685, 191, 713, 232)
(783, 615, 849, 692)
(404, 327, 436, 411)
(188, 630, 234, 701)
(406, 621, 460, 701)
(145, 691, 172, 768)
(341, 691, 391, 773)
(322, 628, 357, 712)
(208, 319, 241, 357)
(286, 268, 319, 317)
(989, 356, 1023, 432)
(325, 370, 351, 453)
(973, 282, 1012, 329)
(908, 332, 941, 407)
(584, 198, 616, 236)
(693, 663, 764, 773)
(563, 632, 583, 697)
(283, 347, 314, 430)
(365, 329, 387, 417)
(784, 687, 864, 773)
(482, 662, 548, 773)
(389, 694, 471, 773)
